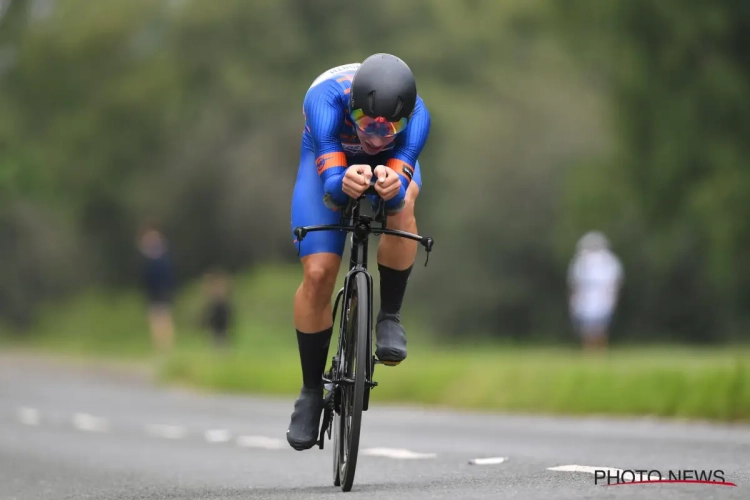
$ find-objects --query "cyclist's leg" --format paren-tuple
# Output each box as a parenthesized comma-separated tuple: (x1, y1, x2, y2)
(378, 160, 422, 268)
(287, 144, 347, 450)
(374, 160, 422, 364)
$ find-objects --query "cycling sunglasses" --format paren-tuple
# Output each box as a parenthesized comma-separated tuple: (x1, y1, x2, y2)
(350, 108, 408, 138)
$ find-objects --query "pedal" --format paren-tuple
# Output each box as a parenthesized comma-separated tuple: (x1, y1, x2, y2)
(364, 357, 378, 412)
(317, 391, 334, 449)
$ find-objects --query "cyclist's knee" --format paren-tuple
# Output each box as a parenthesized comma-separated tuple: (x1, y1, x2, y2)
(387, 182, 419, 229)
(406, 180, 420, 203)
(301, 253, 340, 300)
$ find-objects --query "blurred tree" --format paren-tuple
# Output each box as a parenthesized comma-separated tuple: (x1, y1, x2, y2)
(553, 0, 750, 342)
(0, 0, 747, 344)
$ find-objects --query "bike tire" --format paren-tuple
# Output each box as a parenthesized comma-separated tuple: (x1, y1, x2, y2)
(333, 417, 341, 486)
(335, 272, 369, 492)
(331, 287, 345, 488)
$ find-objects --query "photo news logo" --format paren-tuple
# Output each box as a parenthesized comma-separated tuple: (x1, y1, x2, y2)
(594, 469, 737, 487)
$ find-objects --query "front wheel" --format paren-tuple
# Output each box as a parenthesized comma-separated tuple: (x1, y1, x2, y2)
(332, 272, 369, 492)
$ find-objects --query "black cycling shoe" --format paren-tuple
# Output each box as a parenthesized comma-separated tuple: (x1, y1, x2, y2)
(286, 385, 324, 451)
(375, 311, 407, 365)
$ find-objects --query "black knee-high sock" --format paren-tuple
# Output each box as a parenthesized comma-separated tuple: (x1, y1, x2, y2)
(296, 327, 332, 389)
(378, 264, 413, 316)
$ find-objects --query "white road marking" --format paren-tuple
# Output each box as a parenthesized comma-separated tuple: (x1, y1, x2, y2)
(361, 447, 437, 460)
(469, 457, 508, 465)
(146, 424, 187, 439)
(17, 407, 40, 426)
(72, 413, 109, 432)
(236, 435, 284, 449)
(204, 429, 231, 443)
(547, 465, 622, 474)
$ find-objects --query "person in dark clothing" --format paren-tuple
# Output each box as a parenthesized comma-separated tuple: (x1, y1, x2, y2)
(138, 228, 175, 352)
(202, 270, 233, 348)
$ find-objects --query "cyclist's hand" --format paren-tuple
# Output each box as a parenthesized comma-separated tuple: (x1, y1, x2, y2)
(342, 165, 372, 198)
(372, 165, 401, 201)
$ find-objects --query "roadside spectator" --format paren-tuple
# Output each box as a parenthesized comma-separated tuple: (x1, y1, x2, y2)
(138, 227, 175, 353)
(202, 269, 233, 349)
(567, 231, 624, 352)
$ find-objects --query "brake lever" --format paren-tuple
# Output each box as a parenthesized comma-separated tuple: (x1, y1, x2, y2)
(294, 227, 306, 257)
(421, 237, 434, 267)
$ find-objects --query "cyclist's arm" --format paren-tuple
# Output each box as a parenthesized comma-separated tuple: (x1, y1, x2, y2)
(303, 84, 349, 207)
(385, 96, 431, 211)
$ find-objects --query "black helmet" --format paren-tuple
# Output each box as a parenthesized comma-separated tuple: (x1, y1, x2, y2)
(350, 53, 417, 122)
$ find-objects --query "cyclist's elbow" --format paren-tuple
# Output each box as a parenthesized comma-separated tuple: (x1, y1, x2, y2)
(323, 173, 348, 210)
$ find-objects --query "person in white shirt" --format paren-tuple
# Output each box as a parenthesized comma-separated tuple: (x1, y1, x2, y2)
(567, 231, 624, 351)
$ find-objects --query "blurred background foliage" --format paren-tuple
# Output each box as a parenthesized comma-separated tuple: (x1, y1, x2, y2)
(0, 0, 748, 344)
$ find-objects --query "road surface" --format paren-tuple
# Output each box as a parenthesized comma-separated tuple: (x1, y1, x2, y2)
(1, 354, 747, 499)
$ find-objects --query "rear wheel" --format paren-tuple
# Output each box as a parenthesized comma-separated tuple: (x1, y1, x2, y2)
(332, 272, 369, 492)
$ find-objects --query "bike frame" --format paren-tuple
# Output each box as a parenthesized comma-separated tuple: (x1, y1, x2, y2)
(292, 183, 434, 444)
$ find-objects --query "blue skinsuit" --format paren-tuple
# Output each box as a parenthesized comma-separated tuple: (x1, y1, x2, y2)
(291, 63, 431, 257)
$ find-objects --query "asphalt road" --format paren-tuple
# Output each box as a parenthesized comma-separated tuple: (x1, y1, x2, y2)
(1, 354, 748, 500)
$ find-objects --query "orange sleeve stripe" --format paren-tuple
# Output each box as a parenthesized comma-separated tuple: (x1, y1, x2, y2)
(386, 159, 414, 182)
(316, 152, 347, 175)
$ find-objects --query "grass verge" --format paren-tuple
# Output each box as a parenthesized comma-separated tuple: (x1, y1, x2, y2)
(158, 343, 750, 422)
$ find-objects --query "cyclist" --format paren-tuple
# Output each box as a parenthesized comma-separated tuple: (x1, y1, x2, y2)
(287, 53, 431, 451)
